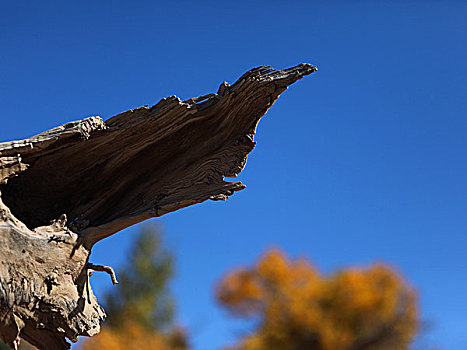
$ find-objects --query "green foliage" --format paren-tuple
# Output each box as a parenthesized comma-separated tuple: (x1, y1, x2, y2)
(2, 224, 181, 350)
(104, 223, 175, 332)
(0, 339, 36, 349)
(81, 223, 188, 350)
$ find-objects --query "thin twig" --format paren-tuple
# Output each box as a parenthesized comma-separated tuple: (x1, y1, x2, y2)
(87, 263, 119, 285)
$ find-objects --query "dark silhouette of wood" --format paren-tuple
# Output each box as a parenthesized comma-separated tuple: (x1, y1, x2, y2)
(0, 63, 317, 349)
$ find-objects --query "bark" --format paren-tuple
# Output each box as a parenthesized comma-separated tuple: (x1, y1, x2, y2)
(0, 63, 317, 349)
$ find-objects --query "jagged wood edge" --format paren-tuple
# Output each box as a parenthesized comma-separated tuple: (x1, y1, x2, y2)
(0, 63, 316, 349)
(0, 197, 105, 350)
(0, 63, 317, 249)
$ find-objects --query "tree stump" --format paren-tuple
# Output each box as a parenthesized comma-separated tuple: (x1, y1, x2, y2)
(0, 63, 317, 349)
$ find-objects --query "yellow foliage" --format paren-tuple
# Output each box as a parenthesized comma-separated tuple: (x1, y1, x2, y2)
(80, 321, 187, 350)
(79, 226, 188, 350)
(217, 249, 419, 350)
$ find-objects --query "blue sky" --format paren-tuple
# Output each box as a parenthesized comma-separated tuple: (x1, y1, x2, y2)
(1, 1, 466, 349)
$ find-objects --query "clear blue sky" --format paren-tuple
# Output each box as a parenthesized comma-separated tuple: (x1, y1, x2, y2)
(1, 1, 466, 349)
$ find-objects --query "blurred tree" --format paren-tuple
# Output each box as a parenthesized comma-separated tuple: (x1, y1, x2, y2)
(0, 337, 37, 349)
(217, 249, 419, 350)
(80, 224, 188, 350)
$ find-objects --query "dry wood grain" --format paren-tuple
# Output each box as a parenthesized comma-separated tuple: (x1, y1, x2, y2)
(0, 63, 316, 349)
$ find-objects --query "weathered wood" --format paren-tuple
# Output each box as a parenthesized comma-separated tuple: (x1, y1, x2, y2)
(0, 199, 104, 350)
(0, 63, 316, 349)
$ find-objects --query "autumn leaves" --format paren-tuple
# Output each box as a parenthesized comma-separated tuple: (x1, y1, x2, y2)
(80, 226, 419, 350)
(217, 249, 418, 350)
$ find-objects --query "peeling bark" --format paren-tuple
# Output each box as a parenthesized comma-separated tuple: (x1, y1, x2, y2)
(0, 63, 317, 349)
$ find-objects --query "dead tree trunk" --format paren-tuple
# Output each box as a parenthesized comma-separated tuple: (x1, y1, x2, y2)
(0, 63, 317, 349)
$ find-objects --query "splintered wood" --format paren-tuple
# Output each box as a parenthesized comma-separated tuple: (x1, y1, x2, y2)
(0, 63, 316, 349)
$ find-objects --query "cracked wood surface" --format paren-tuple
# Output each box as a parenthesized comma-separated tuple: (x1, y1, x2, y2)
(0, 198, 104, 350)
(0, 63, 316, 349)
